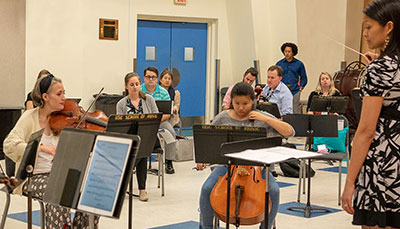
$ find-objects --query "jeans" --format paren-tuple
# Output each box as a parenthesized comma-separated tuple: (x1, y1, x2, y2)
(199, 166, 279, 229)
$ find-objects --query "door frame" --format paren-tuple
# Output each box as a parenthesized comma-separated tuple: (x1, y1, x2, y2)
(135, 14, 217, 124)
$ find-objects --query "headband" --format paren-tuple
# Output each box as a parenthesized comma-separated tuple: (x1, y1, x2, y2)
(39, 74, 55, 95)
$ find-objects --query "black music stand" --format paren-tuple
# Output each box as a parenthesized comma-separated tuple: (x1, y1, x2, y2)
(155, 100, 172, 114)
(43, 128, 140, 223)
(106, 113, 162, 229)
(193, 125, 268, 165)
(256, 102, 281, 118)
(193, 124, 281, 229)
(309, 96, 349, 114)
(282, 114, 338, 217)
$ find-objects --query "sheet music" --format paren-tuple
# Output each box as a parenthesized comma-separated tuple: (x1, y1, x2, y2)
(225, 146, 321, 164)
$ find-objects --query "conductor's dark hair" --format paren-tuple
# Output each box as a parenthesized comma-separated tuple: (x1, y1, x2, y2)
(280, 42, 298, 56)
(244, 67, 258, 78)
(364, 0, 400, 61)
(230, 82, 255, 101)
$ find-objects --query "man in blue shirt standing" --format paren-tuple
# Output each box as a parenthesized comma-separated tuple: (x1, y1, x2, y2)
(276, 42, 307, 114)
(141, 66, 176, 174)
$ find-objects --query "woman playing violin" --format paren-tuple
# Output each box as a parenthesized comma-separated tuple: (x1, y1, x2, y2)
(197, 82, 294, 229)
(3, 74, 99, 228)
(116, 72, 159, 202)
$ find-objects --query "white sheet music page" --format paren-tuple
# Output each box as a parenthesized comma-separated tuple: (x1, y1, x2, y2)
(225, 146, 321, 164)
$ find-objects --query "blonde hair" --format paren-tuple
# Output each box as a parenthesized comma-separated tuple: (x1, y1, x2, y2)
(315, 72, 338, 96)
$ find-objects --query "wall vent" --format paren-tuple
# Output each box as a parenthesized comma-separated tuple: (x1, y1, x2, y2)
(99, 18, 118, 40)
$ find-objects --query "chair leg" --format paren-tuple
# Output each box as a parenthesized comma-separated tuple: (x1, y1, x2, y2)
(0, 192, 11, 229)
(161, 153, 165, 196)
(273, 219, 277, 229)
(213, 216, 219, 229)
(302, 160, 306, 194)
(39, 201, 45, 229)
(297, 160, 302, 202)
(338, 161, 342, 206)
(157, 154, 161, 189)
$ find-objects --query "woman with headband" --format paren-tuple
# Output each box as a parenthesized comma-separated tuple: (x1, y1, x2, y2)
(4, 74, 99, 228)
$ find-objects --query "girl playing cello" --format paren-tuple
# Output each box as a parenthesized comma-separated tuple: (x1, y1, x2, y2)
(197, 82, 294, 229)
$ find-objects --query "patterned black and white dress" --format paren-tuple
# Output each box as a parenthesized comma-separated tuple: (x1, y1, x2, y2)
(353, 55, 400, 227)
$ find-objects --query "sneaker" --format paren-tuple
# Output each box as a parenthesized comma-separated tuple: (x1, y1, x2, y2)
(165, 160, 175, 174)
(139, 191, 148, 201)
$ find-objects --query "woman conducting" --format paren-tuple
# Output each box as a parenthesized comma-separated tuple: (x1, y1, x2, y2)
(341, 0, 400, 228)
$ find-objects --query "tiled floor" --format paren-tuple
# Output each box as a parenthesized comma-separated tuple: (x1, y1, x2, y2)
(0, 137, 358, 228)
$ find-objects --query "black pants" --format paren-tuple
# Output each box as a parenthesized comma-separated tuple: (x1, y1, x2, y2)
(135, 157, 147, 190)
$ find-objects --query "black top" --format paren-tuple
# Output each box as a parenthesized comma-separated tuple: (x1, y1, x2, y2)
(306, 90, 341, 111)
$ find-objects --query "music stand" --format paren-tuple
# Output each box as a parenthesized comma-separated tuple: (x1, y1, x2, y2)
(193, 125, 268, 165)
(106, 113, 162, 159)
(106, 113, 162, 229)
(15, 129, 44, 183)
(282, 114, 338, 217)
(193, 124, 281, 228)
(43, 128, 140, 219)
(309, 96, 349, 114)
(155, 100, 172, 114)
(256, 102, 281, 118)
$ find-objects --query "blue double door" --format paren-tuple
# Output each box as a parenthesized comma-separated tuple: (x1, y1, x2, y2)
(137, 20, 208, 125)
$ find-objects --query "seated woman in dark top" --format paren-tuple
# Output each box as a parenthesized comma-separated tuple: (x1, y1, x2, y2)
(306, 72, 341, 113)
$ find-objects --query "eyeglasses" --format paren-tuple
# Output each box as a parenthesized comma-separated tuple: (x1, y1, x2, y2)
(144, 75, 157, 80)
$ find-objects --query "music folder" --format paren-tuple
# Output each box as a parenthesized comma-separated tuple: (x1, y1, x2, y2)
(193, 124, 270, 165)
(155, 100, 172, 114)
(106, 113, 162, 158)
(256, 102, 281, 118)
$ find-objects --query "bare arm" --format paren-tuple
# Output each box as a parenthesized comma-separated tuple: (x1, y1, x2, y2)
(341, 96, 383, 214)
(249, 110, 293, 137)
(161, 114, 170, 122)
(26, 101, 34, 110)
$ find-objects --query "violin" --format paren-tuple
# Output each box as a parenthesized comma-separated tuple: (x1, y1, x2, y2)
(49, 99, 108, 135)
(210, 165, 271, 227)
(255, 85, 263, 103)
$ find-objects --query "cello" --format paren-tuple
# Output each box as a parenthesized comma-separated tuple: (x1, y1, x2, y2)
(210, 165, 271, 227)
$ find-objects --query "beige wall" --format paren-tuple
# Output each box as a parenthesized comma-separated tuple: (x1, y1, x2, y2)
(345, 0, 364, 65)
(3, 0, 364, 119)
(0, 0, 25, 107)
(25, 0, 132, 109)
(252, 0, 298, 83)
(296, 0, 347, 101)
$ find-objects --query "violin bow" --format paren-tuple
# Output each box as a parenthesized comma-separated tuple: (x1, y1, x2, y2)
(76, 87, 105, 128)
